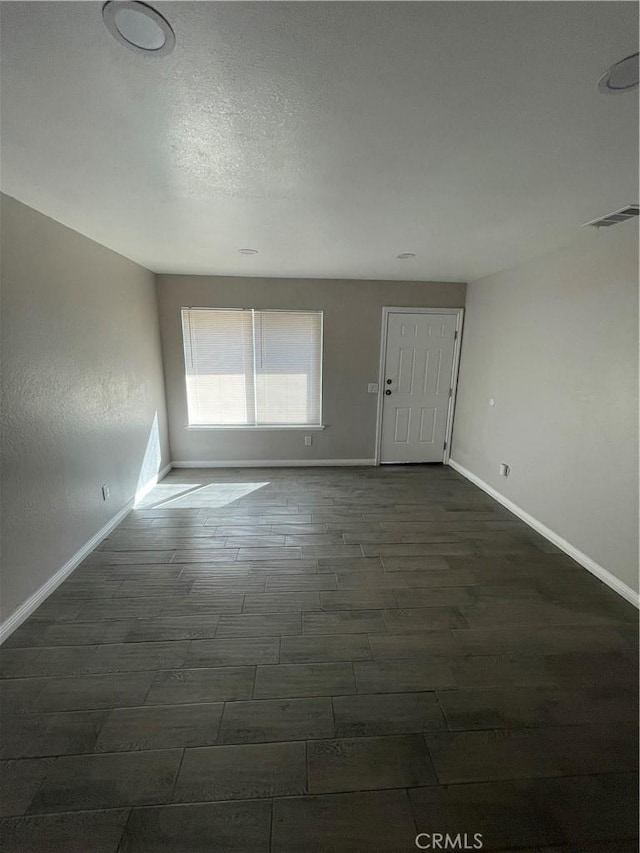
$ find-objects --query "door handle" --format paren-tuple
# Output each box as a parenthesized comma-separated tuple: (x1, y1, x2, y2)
(385, 389, 392, 396)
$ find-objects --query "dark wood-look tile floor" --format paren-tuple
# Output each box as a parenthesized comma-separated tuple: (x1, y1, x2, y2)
(1, 465, 638, 852)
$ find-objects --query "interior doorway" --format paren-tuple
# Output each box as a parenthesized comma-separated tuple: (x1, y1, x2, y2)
(376, 307, 464, 464)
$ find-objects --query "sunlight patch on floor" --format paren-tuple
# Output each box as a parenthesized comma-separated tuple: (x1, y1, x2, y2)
(136, 481, 270, 509)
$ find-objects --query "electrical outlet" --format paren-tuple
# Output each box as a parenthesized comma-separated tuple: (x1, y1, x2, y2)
(304, 435, 312, 446)
(367, 383, 379, 394)
(499, 463, 510, 478)
(101, 483, 111, 501)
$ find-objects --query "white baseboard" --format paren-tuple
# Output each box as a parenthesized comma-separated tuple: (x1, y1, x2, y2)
(171, 459, 377, 468)
(0, 464, 173, 644)
(448, 458, 640, 609)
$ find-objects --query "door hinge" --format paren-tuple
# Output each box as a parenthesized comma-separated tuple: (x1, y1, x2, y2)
(449, 387, 453, 398)
(454, 330, 458, 340)
(444, 441, 447, 451)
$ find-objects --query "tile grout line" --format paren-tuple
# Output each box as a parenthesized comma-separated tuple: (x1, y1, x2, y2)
(114, 807, 133, 853)
(214, 701, 226, 745)
(329, 694, 337, 739)
(7, 771, 632, 824)
(432, 690, 453, 733)
(268, 797, 274, 853)
(10, 757, 637, 808)
(168, 747, 187, 803)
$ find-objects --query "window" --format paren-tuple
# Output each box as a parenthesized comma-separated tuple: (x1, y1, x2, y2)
(181, 308, 323, 427)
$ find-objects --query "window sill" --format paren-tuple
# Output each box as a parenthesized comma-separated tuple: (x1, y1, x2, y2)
(186, 425, 327, 431)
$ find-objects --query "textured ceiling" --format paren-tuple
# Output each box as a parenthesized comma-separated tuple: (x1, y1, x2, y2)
(1, 1, 638, 281)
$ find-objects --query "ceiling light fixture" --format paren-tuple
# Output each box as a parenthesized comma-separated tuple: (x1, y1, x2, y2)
(396, 252, 416, 259)
(597, 52, 639, 94)
(238, 248, 259, 255)
(102, 1, 175, 56)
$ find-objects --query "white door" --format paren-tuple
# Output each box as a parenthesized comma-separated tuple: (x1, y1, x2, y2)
(380, 312, 458, 463)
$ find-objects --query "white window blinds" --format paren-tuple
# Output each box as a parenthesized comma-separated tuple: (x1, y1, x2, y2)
(181, 308, 323, 426)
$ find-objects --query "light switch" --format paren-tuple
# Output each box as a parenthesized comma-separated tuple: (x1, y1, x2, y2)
(368, 383, 379, 394)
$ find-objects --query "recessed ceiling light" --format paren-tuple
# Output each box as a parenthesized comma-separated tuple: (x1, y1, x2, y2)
(396, 252, 416, 259)
(597, 52, 639, 94)
(102, 1, 175, 57)
(238, 248, 259, 255)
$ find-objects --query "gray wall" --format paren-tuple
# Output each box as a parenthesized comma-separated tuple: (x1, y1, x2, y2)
(452, 223, 639, 594)
(157, 275, 466, 464)
(0, 194, 170, 623)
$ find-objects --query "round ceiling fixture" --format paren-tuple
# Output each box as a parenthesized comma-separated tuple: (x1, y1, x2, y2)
(102, 1, 175, 56)
(238, 248, 259, 255)
(396, 252, 416, 259)
(597, 52, 638, 94)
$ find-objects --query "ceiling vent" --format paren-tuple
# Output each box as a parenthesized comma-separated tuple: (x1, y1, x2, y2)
(582, 205, 639, 228)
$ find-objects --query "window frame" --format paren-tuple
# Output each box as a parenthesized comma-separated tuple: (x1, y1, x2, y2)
(181, 307, 325, 430)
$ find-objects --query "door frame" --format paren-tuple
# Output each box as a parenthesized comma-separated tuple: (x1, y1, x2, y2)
(374, 306, 465, 466)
